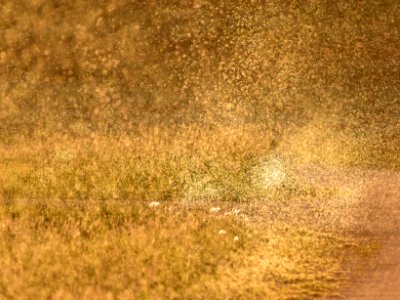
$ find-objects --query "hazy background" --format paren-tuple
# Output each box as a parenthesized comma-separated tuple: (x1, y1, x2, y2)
(1, 1, 398, 144)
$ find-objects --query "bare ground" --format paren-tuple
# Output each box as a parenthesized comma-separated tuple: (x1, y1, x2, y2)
(239, 164, 400, 299)
(305, 166, 400, 300)
(180, 164, 400, 299)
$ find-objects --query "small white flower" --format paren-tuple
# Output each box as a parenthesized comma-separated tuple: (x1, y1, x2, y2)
(233, 236, 239, 242)
(209, 207, 221, 213)
(232, 208, 241, 215)
(149, 201, 160, 208)
(218, 230, 227, 235)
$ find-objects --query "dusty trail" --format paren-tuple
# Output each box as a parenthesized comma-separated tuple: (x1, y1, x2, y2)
(197, 164, 400, 299)
(308, 167, 400, 300)
(336, 170, 400, 300)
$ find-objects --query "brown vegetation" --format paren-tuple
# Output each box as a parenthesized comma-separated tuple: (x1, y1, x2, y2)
(0, 1, 399, 299)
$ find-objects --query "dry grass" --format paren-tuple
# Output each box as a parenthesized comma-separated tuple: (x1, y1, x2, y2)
(0, 195, 355, 300)
(1, 1, 399, 299)
(279, 116, 400, 169)
(0, 127, 361, 299)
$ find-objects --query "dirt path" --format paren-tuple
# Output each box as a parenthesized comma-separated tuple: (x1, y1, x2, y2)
(309, 167, 400, 299)
(200, 164, 400, 299)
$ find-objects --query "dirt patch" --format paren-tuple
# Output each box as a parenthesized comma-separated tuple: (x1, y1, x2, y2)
(314, 168, 400, 299)
(182, 164, 400, 299)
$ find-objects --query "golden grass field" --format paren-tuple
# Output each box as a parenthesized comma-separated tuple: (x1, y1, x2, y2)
(0, 125, 391, 299)
(1, 1, 399, 299)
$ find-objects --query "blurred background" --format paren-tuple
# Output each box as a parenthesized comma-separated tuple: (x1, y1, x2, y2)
(1, 0, 398, 140)
(1, 0, 400, 203)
